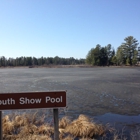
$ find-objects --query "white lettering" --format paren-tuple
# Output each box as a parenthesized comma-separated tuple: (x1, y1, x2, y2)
(30, 99, 35, 104)
(0, 98, 15, 105)
(56, 98, 60, 103)
(46, 97, 50, 103)
(35, 98, 42, 103)
(20, 97, 24, 104)
(19, 97, 42, 104)
(45, 96, 63, 103)
(51, 98, 55, 103)
(60, 96, 62, 102)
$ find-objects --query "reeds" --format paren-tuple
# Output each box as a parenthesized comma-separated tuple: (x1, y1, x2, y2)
(2, 113, 140, 140)
(2, 113, 53, 140)
(61, 114, 105, 138)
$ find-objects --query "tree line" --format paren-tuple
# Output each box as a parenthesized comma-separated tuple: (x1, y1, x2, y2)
(0, 56, 85, 67)
(1, 36, 139, 67)
(86, 36, 140, 66)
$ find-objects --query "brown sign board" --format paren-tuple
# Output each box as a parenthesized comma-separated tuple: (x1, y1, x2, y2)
(0, 91, 66, 110)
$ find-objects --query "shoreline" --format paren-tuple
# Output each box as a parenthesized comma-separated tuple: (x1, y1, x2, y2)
(2, 112, 140, 140)
(0, 64, 140, 69)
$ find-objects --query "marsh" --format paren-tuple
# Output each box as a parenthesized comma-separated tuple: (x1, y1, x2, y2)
(0, 67, 140, 132)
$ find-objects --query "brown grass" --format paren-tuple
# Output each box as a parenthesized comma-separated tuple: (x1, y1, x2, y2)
(62, 114, 105, 138)
(2, 113, 53, 140)
(2, 113, 140, 140)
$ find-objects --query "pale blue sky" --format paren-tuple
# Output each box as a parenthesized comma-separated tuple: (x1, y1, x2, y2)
(0, 0, 140, 59)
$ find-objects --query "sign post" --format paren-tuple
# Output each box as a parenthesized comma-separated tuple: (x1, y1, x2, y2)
(0, 111, 2, 140)
(0, 91, 66, 140)
(53, 109, 59, 140)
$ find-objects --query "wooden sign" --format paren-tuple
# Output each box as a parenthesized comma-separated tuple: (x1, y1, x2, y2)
(0, 91, 66, 110)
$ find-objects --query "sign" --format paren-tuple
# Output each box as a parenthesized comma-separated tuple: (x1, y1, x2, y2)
(0, 91, 66, 110)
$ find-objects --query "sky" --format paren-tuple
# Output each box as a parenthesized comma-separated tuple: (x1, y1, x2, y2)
(0, 0, 140, 59)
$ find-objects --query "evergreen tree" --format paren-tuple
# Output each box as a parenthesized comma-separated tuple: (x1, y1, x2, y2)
(122, 36, 139, 65)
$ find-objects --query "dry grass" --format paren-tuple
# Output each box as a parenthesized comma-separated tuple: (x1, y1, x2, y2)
(62, 114, 105, 138)
(2, 113, 140, 140)
(2, 113, 53, 140)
